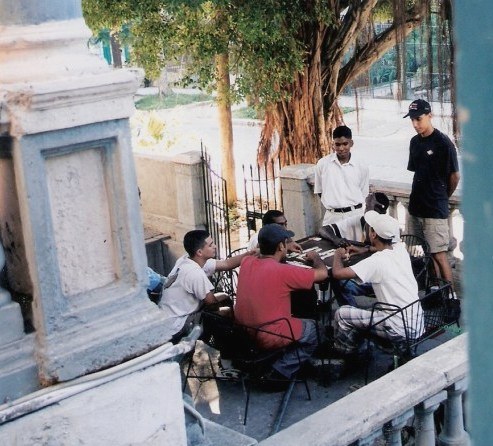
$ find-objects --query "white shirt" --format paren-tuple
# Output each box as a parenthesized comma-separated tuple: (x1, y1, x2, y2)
(314, 153, 369, 208)
(351, 242, 423, 338)
(330, 214, 366, 243)
(158, 255, 217, 334)
(247, 233, 259, 251)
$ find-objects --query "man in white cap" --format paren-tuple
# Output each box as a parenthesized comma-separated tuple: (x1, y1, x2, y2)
(330, 211, 423, 355)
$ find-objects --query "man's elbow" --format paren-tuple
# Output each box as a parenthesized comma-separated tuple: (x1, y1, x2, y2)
(331, 269, 346, 280)
(314, 269, 328, 282)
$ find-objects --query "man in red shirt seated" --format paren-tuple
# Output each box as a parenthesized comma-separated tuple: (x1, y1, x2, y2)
(234, 224, 328, 386)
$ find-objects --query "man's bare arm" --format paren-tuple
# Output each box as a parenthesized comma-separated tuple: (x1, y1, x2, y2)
(448, 171, 460, 197)
(331, 248, 358, 280)
(304, 251, 328, 282)
(318, 225, 349, 248)
(215, 249, 257, 271)
(203, 291, 230, 305)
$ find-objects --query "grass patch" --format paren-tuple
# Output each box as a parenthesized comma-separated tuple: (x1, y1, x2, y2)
(232, 107, 263, 120)
(233, 105, 355, 120)
(135, 92, 214, 110)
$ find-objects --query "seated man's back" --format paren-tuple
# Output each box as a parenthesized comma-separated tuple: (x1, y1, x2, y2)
(235, 255, 315, 349)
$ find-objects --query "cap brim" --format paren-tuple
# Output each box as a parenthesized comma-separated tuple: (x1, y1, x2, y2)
(403, 111, 428, 119)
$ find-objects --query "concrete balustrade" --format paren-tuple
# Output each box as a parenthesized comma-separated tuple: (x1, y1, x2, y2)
(259, 334, 468, 446)
(279, 164, 462, 246)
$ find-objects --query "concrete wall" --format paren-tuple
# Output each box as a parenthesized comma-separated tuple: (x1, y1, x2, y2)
(135, 151, 207, 268)
(0, 357, 187, 445)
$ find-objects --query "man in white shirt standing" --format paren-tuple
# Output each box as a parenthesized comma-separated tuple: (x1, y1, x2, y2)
(159, 230, 252, 343)
(314, 125, 369, 241)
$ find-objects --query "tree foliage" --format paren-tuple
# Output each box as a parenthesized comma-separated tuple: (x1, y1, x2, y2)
(82, 0, 454, 165)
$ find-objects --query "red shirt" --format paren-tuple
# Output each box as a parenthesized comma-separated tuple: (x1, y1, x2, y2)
(234, 256, 316, 349)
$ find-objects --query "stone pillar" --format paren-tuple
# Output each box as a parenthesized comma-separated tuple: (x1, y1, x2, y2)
(280, 164, 322, 239)
(0, 2, 171, 384)
(383, 409, 413, 446)
(414, 391, 447, 445)
(438, 378, 470, 446)
(172, 152, 207, 238)
(135, 151, 206, 263)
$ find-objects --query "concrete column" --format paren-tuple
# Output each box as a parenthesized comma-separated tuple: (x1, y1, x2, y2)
(383, 409, 413, 446)
(280, 164, 322, 239)
(172, 151, 207, 238)
(438, 379, 470, 446)
(135, 151, 206, 264)
(415, 391, 447, 446)
(0, 2, 171, 384)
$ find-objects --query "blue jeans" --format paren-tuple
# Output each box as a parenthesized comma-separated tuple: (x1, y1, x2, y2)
(331, 278, 374, 307)
(271, 319, 319, 379)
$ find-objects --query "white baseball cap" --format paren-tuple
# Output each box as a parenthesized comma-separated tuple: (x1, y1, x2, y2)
(364, 211, 400, 242)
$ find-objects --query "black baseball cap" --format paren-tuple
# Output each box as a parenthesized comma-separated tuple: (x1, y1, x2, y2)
(403, 99, 431, 118)
(258, 224, 294, 245)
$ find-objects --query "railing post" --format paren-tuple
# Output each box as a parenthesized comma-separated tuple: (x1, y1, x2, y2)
(357, 430, 381, 445)
(437, 378, 470, 446)
(415, 391, 447, 445)
(383, 409, 414, 446)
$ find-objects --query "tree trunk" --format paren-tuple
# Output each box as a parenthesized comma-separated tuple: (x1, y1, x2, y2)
(216, 52, 237, 205)
(110, 34, 122, 68)
(258, 0, 433, 166)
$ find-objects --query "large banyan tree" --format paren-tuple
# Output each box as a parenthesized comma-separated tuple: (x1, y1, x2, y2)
(82, 0, 454, 169)
(257, 0, 455, 165)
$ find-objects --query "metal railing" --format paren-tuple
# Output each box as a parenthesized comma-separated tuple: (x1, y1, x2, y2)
(201, 143, 231, 260)
(242, 159, 283, 238)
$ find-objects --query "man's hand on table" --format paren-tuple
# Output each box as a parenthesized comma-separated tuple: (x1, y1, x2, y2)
(303, 251, 328, 282)
(335, 247, 350, 262)
(287, 239, 303, 253)
(304, 250, 322, 263)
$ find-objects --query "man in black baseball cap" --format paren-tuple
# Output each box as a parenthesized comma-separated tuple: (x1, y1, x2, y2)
(404, 98, 460, 289)
(403, 99, 432, 119)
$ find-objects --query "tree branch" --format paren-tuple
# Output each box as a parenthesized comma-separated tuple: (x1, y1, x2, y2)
(337, 0, 429, 92)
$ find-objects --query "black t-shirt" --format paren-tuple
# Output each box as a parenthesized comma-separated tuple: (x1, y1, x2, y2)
(407, 129, 459, 218)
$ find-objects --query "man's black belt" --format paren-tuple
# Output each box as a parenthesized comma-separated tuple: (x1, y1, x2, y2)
(328, 203, 363, 213)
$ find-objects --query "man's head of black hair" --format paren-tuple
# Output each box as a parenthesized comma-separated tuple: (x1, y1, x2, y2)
(333, 125, 352, 139)
(183, 230, 210, 257)
(262, 210, 285, 225)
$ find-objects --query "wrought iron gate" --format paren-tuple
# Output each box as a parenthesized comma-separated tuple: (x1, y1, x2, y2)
(242, 158, 283, 238)
(201, 143, 231, 259)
